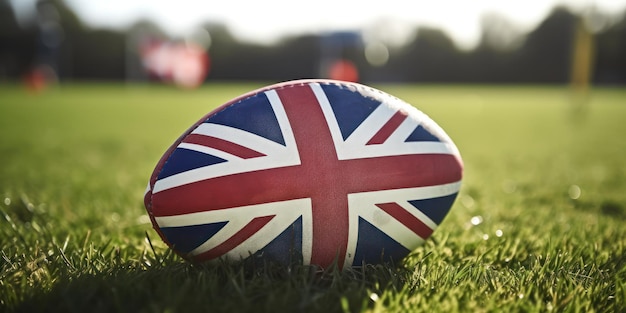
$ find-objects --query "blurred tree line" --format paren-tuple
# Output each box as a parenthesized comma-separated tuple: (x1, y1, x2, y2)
(1, 0, 625, 84)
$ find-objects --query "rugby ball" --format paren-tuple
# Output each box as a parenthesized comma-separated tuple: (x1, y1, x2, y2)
(144, 79, 463, 269)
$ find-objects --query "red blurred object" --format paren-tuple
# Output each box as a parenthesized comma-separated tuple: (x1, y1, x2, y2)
(172, 43, 210, 89)
(328, 59, 359, 82)
(140, 39, 210, 88)
(23, 64, 57, 93)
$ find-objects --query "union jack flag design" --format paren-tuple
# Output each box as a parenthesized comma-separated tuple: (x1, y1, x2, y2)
(144, 80, 463, 269)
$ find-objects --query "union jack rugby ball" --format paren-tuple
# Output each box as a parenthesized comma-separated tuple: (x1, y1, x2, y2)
(144, 79, 463, 269)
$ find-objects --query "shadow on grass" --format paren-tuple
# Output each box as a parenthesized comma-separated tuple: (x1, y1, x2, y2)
(570, 198, 626, 220)
(12, 258, 410, 313)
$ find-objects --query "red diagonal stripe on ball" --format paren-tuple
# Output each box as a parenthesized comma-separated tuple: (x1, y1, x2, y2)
(366, 111, 408, 145)
(183, 134, 266, 159)
(375, 203, 433, 239)
(198, 215, 274, 260)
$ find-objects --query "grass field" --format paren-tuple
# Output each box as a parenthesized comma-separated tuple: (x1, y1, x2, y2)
(0, 83, 624, 312)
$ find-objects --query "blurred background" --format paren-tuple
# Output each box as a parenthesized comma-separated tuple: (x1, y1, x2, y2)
(0, 0, 625, 88)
